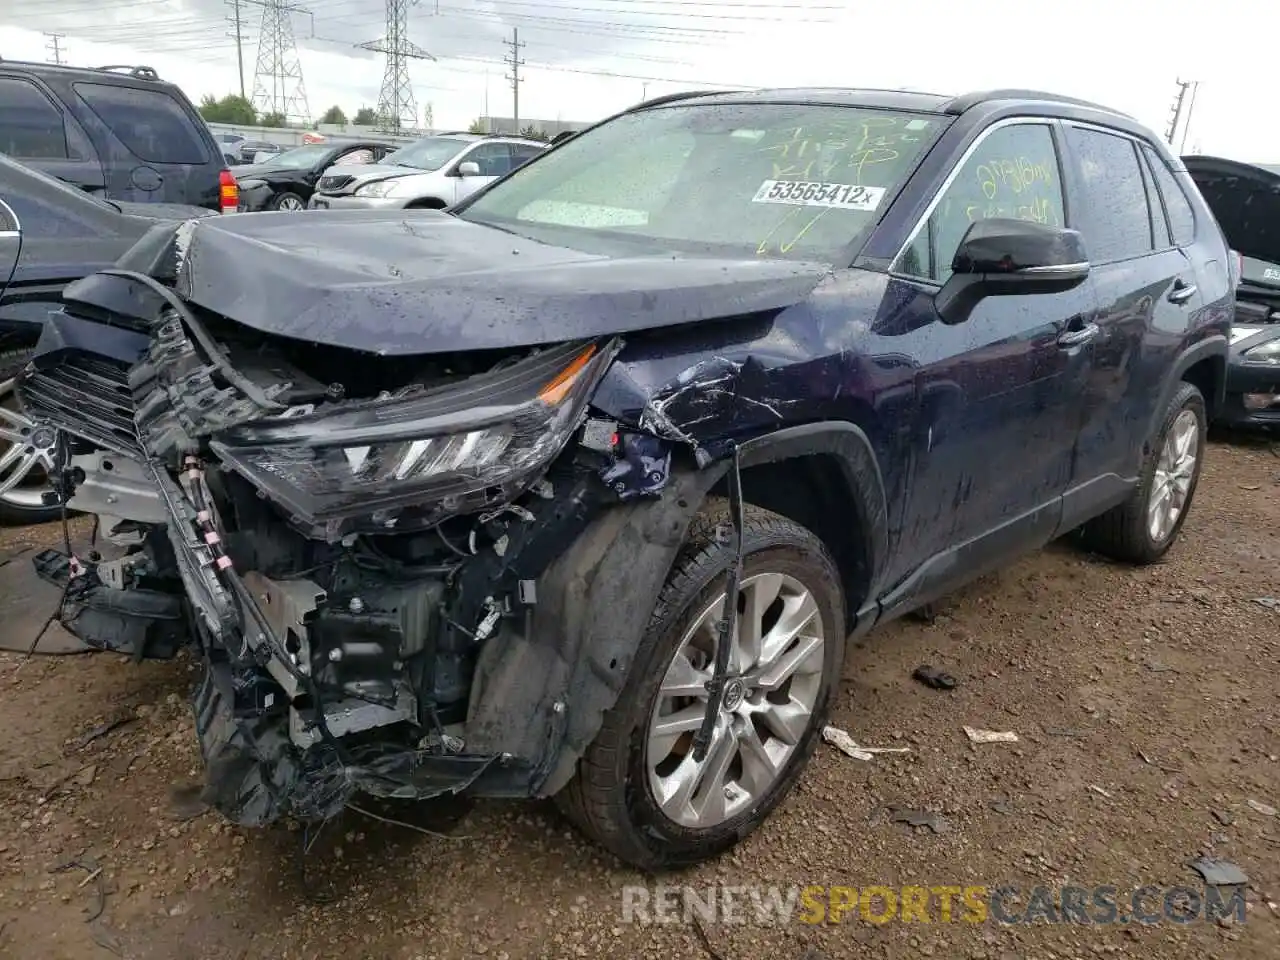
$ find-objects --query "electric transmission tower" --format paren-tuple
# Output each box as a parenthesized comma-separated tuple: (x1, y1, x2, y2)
(1165, 78, 1199, 151)
(250, 0, 311, 124)
(359, 0, 434, 133)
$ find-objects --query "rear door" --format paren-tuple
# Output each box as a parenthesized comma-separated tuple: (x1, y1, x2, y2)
(1058, 124, 1204, 507)
(0, 74, 105, 195)
(68, 80, 221, 210)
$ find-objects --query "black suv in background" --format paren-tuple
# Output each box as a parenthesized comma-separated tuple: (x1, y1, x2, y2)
(0, 60, 230, 213)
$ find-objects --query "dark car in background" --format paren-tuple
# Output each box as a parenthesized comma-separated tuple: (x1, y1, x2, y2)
(214, 133, 244, 166)
(236, 139, 282, 164)
(0, 60, 235, 213)
(16, 88, 1231, 869)
(0, 153, 213, 525)
(233, 140, 394, 211)
(1184, 155, 1280, 428)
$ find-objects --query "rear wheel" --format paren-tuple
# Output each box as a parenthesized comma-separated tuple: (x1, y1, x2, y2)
(1080, 381, 1206, 563)
(271, 192, 305, 211)
(557, 502, 846, 869)
(0, 348, 61, 526)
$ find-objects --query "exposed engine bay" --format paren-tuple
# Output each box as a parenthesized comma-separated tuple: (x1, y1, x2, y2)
(16, 260, 692, 827)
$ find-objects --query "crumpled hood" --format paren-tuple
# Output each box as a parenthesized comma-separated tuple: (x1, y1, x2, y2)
(1184, 155, 1280, 277)
(319, 162, 416, 184)
(230, 163, 296, 180)
(173, 209, 832, 355)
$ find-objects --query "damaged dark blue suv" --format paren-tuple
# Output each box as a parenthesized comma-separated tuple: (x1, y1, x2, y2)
(15, 87, 1231, 870)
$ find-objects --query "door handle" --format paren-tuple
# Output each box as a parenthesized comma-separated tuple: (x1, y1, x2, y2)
(1057, 321, 1100, 347)
(1167, 279, 1197, 305)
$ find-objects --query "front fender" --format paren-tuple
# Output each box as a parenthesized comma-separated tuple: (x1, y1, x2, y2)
(464, 461, 727, 797)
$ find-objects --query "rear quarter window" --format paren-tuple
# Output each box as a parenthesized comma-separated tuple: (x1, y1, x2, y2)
(73, 82, 210, 164)
(1141, 145, 1196, 246)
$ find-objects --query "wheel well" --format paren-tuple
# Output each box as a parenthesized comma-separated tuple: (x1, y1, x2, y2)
(711, 455, 871, 630)
(405, 197, 448, 209)
(1181, 355, 1224, 419)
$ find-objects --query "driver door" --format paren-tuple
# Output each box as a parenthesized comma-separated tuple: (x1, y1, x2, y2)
(886, 120, 1097, 587)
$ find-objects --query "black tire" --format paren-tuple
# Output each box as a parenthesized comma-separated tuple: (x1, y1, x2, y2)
(0, 347, 61, 527)
(269, 191, 306, 211)
(1079, 380, 1207, 564)
(556, 500, 846, 870)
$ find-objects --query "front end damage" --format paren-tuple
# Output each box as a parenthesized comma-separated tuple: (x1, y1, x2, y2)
(16, 246, 721, 828)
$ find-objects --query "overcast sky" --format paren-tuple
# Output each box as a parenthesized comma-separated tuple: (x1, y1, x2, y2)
(2, 0, 1275, 160)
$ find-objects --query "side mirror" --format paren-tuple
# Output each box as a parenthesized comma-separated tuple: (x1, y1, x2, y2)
(936, 218, 1090, 326)
(0, 198, 21, 299)
(457, 161, 481, 177)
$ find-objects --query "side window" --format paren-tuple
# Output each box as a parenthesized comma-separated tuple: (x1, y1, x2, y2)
(1141, 144, 1196, 246)
(510, 144, 543, 169)
(901, 123, 1065, 283)
(463, 143, 515, 177)
(0, 78, 69, 159)
(2, 191, 106, 239)
(73, 82, 210, 164)
(339, 147, 375, 166)
(1065, 127, 1153, 263)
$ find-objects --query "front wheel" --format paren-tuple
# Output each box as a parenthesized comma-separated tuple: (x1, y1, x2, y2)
(0, 348, 61, 526)
(1080, 380, 1207, 563)
(557, 502, 846, 869)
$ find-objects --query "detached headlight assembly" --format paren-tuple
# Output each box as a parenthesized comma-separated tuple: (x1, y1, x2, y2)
(355, 178, 403, 198)
(210, 339, 619, 541)
(1244, 339, 1280, 364)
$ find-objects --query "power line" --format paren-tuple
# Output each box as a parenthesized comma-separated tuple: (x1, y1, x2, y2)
(503, 26, 524, 130)
(358, 0, 434, 132)
(44, 32, 66, 65)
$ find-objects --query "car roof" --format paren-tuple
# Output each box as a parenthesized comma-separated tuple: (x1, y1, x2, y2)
(635, 86, 1133, 122)
(0, 58, 181, 91)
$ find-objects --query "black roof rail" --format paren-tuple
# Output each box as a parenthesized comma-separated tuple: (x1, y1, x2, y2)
(95, 64, 161, 81)
(941, 88, 1130, 118)
(629, 89, 735, 111)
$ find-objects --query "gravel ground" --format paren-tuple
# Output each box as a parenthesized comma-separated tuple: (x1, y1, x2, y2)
(0, 435, 1277, 960)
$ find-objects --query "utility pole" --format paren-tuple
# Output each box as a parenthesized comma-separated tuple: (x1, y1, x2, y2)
(504, 27, 524, 133)
(359, 0, 434, 133)
(1178, 81, 1200, 155)
(226, 0, 247, 100)
(1165, 78, 1192, 147)
(44, 33, 66, 65)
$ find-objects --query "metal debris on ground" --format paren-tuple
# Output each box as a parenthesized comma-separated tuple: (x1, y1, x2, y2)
(821, 725, 911, 761)
(1250, 597, 1280, 611)
(72, 715, 136, 749)
(1188, 857, 1249, 887)
(912, 664, 957, 690)
(1246, 798, 1277, 817)
(1211, 809, 1234, 826)
(1088, 784, 1113, 799)
(889, 807, 952, 834)
(963, 726, 1019, 744)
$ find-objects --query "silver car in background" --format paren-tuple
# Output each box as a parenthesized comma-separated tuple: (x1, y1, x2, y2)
(308, 133, 546, 210)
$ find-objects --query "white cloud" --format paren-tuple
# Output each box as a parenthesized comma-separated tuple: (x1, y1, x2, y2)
(2, 0, 1276, 160)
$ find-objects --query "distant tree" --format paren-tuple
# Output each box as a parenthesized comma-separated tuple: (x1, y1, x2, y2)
(519, 124, 548, 142)
(319, 105, 347, 125)
(353, 106, 377, 125)
(198, 94, 256, 125)
(468, 118, 487, 134)
(260, 111, 287, 128)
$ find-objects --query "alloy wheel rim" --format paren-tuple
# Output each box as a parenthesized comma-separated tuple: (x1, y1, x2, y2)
(278, 195, 303, 210)
(0, 378, 59, 509)
(1147, 408, 1199, 542)
(645, 571, 826, 829)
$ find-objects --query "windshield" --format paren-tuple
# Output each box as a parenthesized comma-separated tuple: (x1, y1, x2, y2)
(457, 102, 946, 262)
(263, 144, 334, 168)
(383, 136, 469, 170)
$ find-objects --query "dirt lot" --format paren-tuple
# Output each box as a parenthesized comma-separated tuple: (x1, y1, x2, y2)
(0, 436, 1277, 960)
